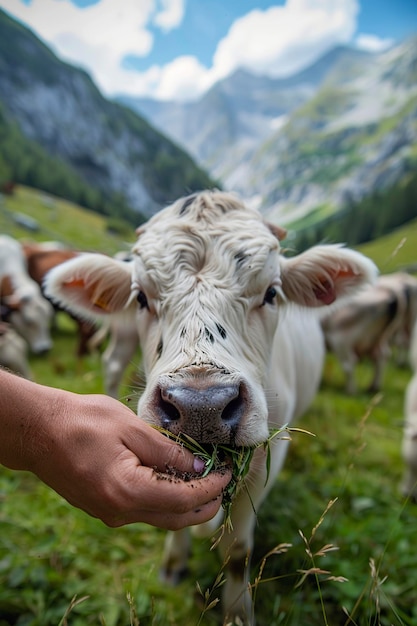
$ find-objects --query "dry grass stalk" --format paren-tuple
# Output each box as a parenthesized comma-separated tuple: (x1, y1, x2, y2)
(295, 498, 348, 626)
(58, 595, 90, 626)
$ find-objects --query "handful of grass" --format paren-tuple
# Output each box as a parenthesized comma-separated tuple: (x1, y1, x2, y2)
(185, 438, 256, 528)
(156, 425, 312, 531)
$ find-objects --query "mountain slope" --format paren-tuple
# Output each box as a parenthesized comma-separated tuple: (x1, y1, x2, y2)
(0, 8, 213, 218)
(253, 37, 417, 224)
(121, 46, 374, 191)
(122, 38, 417, 223)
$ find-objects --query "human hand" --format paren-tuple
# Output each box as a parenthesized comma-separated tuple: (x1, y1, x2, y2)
(34, 392, 232, 529)
(0, 371, 231, 530)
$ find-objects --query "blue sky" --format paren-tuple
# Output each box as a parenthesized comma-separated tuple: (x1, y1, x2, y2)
(1, 0, 416, 101)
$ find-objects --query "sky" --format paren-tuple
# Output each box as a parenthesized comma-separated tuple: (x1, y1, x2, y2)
(1, 0, 417, 102)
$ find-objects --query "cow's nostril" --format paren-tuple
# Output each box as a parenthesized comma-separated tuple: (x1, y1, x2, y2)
(221, 392, 244, 423)
(158, 390, 181, 423)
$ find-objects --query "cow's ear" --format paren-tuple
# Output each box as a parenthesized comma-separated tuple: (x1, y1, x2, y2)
(44, 254, 133, 318)
(279, 245, 378, 307)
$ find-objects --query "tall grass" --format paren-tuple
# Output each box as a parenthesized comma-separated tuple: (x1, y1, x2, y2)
(1, 314, 416, 626)
(1, 185, 417, 624)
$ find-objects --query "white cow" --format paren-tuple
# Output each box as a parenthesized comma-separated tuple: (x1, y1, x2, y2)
(401, 319, 417, 501)
(378, 272, 417, 366)
(44, 191, 376, 625)
(321, 275, 409, 395)
(0, 235, 53, 354)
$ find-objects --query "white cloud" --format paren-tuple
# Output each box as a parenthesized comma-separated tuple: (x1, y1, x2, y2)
(211, 0, 359, 81)
(145, 0, 362, 101)
(151, 55, 212, 100)
(153, 0, 185, 32)
(2, 0, 155, 61)
(0, 0, 184, 95)
(355, 33, 394, 52)
(1, 0, 363, 101)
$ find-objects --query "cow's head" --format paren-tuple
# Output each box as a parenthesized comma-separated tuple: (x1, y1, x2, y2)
(44, 191, 377, 446)
(0, 277, 53, 354)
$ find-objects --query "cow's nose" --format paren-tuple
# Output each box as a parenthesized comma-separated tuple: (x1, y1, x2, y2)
(156, 383, 246, 444)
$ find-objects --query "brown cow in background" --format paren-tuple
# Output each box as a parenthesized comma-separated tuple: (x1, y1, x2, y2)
(0, 235, 53, 354)
(22, 242, 98, 357)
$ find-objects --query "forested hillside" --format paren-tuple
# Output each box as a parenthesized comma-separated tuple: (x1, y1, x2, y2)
(0, 8, 214, 224)
(0, 103, 143, 228)
(128, 36, 417, 243)
(291, 168, 417, 253)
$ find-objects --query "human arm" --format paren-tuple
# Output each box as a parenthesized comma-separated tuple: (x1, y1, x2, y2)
(0, 369, 231, 530)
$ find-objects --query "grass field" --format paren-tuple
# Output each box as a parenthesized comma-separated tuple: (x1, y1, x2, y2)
(1, 186, 417, 625)
(1, 326, 416, 626)
(357, 216, 417, 275)
(0, 185, 133, 255)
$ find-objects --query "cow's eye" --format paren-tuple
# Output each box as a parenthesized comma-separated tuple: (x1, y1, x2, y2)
(137, 290, 149, 310)
(262, 286, 277, 306)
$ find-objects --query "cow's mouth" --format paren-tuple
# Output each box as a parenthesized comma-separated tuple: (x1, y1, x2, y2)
(157, 428, 255, 522)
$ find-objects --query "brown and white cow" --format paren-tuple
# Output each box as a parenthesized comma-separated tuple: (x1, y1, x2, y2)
(22, 242, 98, 357)
(401, 319, 417, 501)
(44, 191, 376, 624)
(0, 235, 53, 354)
(320, 275, 410, 395)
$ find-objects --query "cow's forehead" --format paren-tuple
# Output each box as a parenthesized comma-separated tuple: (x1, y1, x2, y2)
(131, 191, 279, 291)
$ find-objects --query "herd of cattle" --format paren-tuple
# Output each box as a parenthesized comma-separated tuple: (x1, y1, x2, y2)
(1, 191, 417, 624)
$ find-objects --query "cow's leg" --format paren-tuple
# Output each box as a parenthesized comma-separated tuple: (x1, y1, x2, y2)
(402, 377, 417, 501)
(160, 527, 191, 585)
(217, 439, 291, 625)
(338, 351, 357, 395)
(76, 319, 97, 357)
(102, 324, 139, 398)
(161, 509, 225, 586)
(327, 338, 357, 395)
(401, 461, 417, 502)
(367, 346, 389, 393)
(401, 424, 417, 502)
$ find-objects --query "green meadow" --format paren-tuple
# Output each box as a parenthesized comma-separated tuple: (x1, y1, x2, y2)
(1, 186, 417, 625)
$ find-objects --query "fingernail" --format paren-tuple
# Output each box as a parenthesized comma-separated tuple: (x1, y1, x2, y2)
(193, 456, 206, 473)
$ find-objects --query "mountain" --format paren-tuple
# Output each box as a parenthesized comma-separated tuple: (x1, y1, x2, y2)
(250, 37, 417, 226)
(2, 6, 415, 230)
(0, 8, 213, 220)
(121, 46, 372, 183)
(122, 38, 417, 225)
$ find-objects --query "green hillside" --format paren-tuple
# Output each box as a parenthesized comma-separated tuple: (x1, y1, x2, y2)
(290, 167, 417, 255)
(357, 215, 417, 274)
(0, 8, 214, 223)
(2, 184, 416, 275)
(0, 185, 135, 255)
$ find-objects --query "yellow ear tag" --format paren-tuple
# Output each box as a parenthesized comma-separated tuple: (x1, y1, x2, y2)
(63, 278, 109, 311)
(93, 297, 108, 311)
